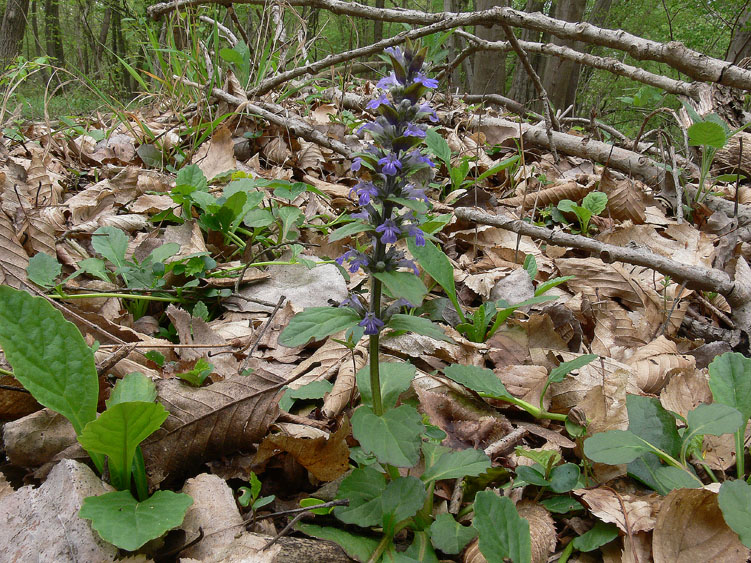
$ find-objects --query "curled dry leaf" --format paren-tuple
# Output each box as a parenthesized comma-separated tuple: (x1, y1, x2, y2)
(196, 125, 237, 181)
(627, 336, 696, 393)
(652, 488, 749, 562)
(516, 500, 556, 563)
(659, 368, 712, 420)
(622, 531, 653, 563)
(599, 168, 647, 224)
(499, 179, 590, 210)
(322, 344, 366, 418)
(142, 370, 284, 487)
(575, 488, 658, 534)
(252, 417, 350, 482)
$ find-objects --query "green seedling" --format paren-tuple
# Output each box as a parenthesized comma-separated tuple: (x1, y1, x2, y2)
(0, 287, 192, 551)
(553, 191, 608, 237)
(174, 357, 213, 387)
(238, 472, 275, 512)
(513, 448, 583, 494)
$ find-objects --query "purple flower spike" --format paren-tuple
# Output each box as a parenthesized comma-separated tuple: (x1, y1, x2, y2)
(377, 72, 399, 89)
(404, 123, 426, 138)
(406, 224, 426, 246)
(359, 312, 385, 335)
(351, 157, 363, 172)
(366, 93, 391, 110)
(414, 73, 438, 89)
(376, 219, 400, 244)
(378, 153, 402, 176)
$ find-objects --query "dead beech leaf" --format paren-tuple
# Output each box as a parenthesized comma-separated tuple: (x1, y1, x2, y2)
(0, 209, 29, 288)
(296, 139, 325, 170)
(659, 368, 712, 420)
(0, 375, 40, 420)
(652, 488, 749, 562)
(323, 345, 366, 418)
(628, 336, 696, 393)
(142, 371, 283, 487)
(516, 500, 556, 563)
(575, 488, 658, 534)
(196, 125, 237, 181)
(622, 531, 653, 563)
(599, 168, 647, 224)
(263, 136, 291, 166)
(253, 418, 350, 482)
(499, 180, 589, 209)
(497, 365, 549, 409)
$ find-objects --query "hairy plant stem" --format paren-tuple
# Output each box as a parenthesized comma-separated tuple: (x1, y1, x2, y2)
(369, 237, 387, 417)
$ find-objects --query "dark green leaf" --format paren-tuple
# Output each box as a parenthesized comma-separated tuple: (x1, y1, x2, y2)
(583, 430, 653, 464)
(334, 466, 387, 527)
(405, 531, 440, 563)
(279, 380, 333, 411)
(709, 352, 751, 419)
(0, 286, 98, 435)
(409, 238, 459, 314)
(719, 479, 751, 547)
(540, 496, 583, 514)
(79, 490, 192, 551)
(329, 220, 372, 242)
(176, 164, 207, 191)
(473, 491, 531, 563)
(297, 523, 380, 562)
(425, 128, 451, 165)
(548, 354, 598, 384)
(351, 405, 424, 467)
(387, 314, 451, 341)
(549, 463, 580, 493)
(515, 465, 550, 487)
(373, 271, 428, 307)
(279, 307, 361, 347)
(272, 181, 308, 200)
(357, 362, 415, 411)
(627, 395, 682, 457)
(421, 443, 491, 482)
(572, 521, 619, 552)
(27, 252, 61, 288)
(430, 513, 477, 554)
(381, 476, 426, 531)
(686, 403, 743, 438)
(443, 363, 512, 400)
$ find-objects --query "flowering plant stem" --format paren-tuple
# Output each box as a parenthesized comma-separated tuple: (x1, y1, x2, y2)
(369, 272, 385, 416)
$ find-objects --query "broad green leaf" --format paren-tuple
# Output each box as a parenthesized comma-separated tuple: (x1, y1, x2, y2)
(582, 191, 608, 215)
(572, 521, 619, 552)
(709, 352, 751, 419)
(534, 275, 574, 297)
(627, 395, 682, 457)
(76, 257, 110, 282)
(146, 243, 180, 266)
(686, 403, 743, 438)
(549, 463, 580, 493)
(276, 206, 302, 241)
(540, 496, 583, 514)
(27, 252, 61, 288)
(404, 531, 440, 563)
(176, 164, 207, 191)
(583, 430, 653, 464)
(407, 238, 460, 316)
(329, 220, 372, 242)
(279, 380, 333, 412)
(106, 372, 157, 407)
(515, 447, 561, 468)
(387, 314, 451, 341)
(515, 465, 550, 487)
(421, 444, 491, 482)
(351, 405, 424, 467)
(79, 490, 192, 551)
(425, 128, 451, 165)
(473, 491, 531, 563)
(373, 271, 428, 307)
(279, 307, 361, 347)
(272, 181, 308, 200)
(381, 476, 426, 532)
(92, 226, 128, 268)
(297, 523, 380, 562)
(719, 480, 751, 547)
(523, 254, 537, 280)
(243, 208, 274, 228)
(548, 354, 598, 384)
(78, 401, 168, 491)
(443, 363, 512, 400)
(628, 454, 701, 494)
(0, 286, 98, 435)
(334, 466, 387, 526)
(357, 362, 415, 411)
(557, 199, 577, 213)
(688, 121, 727, 148)
(430, 513, 477, 555)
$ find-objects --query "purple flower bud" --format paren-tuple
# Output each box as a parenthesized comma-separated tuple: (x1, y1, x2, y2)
(418, 103, 439, 123)
(404, 123, 427, 138)
(350, 208, 370, 221)
(378, 153, 402, 176)
(375, 219, 400, 244)
(377, 72, 399, 89)
(366, 93, 390, 110)
(398, 258, 419, 276)
(359, 312, 385, 335)
(351, 157, 363, 172)
(414, 73, 438, 89)
(405, 224, 425, 246)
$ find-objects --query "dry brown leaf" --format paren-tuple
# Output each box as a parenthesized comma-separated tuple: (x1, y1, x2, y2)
(0, 209, 29, 288)
(659, 368, 712, 420)
(302, 173, 351, 199)
(516, 500, 556, 563)
(297, 139, 325, 170)
(253, 418, 350, 482)
(701, 433, 736, 471)
(143, 370, 283, 487)
(575, 488, 658, 534)
(0, 375, 40, 420)
(3, 409, 76, 467)
(599, 168, 647, 224)
(196, 125, 237, 180)
(652, 488, 749, 562)
(323, 345, 366, 418)
(622, 532, 653, 563)
(627, 336, 696, 393)
(262, 136, 291, 166)
(499, 180, 590, 209)
(497, 365, 549, 409)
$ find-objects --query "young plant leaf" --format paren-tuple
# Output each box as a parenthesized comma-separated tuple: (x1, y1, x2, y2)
(582, 191, 608, 215)
(79, 490, 193, 551)
(420, 443, 491, 482)
(540, 496, 584, 514)
(430, 513, 477, 555)
(425, 128, 451, 166)
(373, 270, 428, 307)
(381, 476, 426, 533)
(572, 521, 619, 552)
(709, 352, 751, 419)
(534, 275, 575, 297)
(176, 163, 208, 192)
(548, 354, 598, 384)
(357, 362, 415, 411)
(473, 491, 531, 563)
(688, 121, 727, 148)
(27, 252, 61, 288)
(278, 306, 361, 347)
(296, 523, 380, 562)
(272, 181, 308, 200)
(278, 380, 333, 412)
(685, 403, 743, 439)
(92, 226, 128, 268)
(329, 220, 372, 242)
(515, 465, 550, 487)
(78, 401, 169, 491)
(443, 363, 513, 400)
(719, 479, 751, 548)
(626, 395, 682, 458)
(407, 238, 462, 319)
(334, 466, 387, 526)
(387, 313, 451, 341)
(0, 286, 98, 435)
(351, 405, 424, 467)
(106, 372, 157, 407)
(549, 463, 581, 493)
(583, 430, 653, 464)
(405, 531, 440, 563)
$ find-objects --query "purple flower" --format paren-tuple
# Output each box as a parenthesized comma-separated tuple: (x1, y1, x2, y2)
(366, 94, 391, 110)
(398, 258, 419, 275)
(405, 224, 425, 246)
(403, 184, 428, 202)
(404, 123, 426, 138)
(359, 312, 384, 335)
(376, 219, 400, 244)
(414, 73, 438, 88)
(337, 249, 369, 273)
(407, 149, 434, 167)
(351, 157, 363, 172)
(350, 208, 370, 221)
(384, 46, 403, 60)
(350, 181, 378, 205)
(357, 121, 384, 136)
(418, 103, 439, 122)
(378, 153, 402, 176)
(377, 72, 399, 89)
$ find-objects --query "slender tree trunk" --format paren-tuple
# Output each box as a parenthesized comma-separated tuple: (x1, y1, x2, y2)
(374, 0, 384, 43)
(28, 0, 49, 83)
(508, 0, 544, 105)
(44, 0, 65, 66)
(95, 7, 111, 72)
(0, 0, 29, 67)
(727, 7, 751, 64)
(540, 0, 586, 112)
(471, 0, 508, 94)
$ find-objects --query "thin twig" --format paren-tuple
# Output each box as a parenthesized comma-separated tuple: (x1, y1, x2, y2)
(240, 295, 286, 373)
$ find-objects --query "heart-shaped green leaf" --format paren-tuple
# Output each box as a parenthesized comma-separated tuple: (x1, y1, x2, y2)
(279, 307, 361, 347)
(351, 405, 424, 467)
(430, 513, 477, 555)
(473, 491, 531, 563)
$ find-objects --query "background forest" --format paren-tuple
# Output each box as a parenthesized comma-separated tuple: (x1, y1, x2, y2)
(0, 0, 748, 130)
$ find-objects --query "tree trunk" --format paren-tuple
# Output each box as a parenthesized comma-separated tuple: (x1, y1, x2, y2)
(28, 1, 48, 83)
(727, 7, 751, 64)
(470, 0, 508, 95)
(44, 0, 65, 66)
(540, 0, 587, 113)
(0, 0, 29, 67)
(507, 0, 544, 106)
(374, 0, 384, 44)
